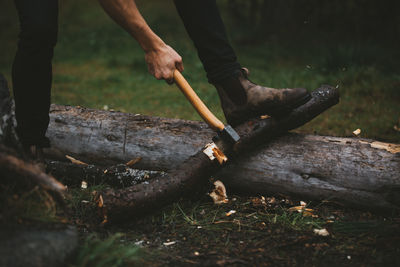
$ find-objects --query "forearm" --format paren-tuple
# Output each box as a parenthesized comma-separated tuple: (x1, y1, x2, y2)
(98, 0, 164, 52)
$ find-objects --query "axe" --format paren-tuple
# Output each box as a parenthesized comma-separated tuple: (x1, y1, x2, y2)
(173, 70, 240, 145)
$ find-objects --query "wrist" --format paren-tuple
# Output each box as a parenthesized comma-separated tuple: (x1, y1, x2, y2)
(133, 27, 165, 53)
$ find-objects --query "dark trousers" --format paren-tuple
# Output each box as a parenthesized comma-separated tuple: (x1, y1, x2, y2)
(12, 0, 238, 147)
(12, 0, 58, 147)
(174, 0, 241, 83)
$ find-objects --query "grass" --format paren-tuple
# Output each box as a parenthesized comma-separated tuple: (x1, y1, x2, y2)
(0, 0, 399, 142)
(104, 195, 399, 266)
(66, 184, 108, 224)
(71, 233, 143, 267)
(0, 1, 399, 265)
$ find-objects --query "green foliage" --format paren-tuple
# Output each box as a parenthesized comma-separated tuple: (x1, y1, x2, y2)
(71, 233, 142, 267)
(0, 0, 398, 143)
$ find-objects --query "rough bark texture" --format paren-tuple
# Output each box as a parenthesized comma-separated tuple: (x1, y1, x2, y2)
(220, 134, 400, 212)
(49, 86, 345, 222)
(46, 104, 214, 170)
(45, 86, 400, 220)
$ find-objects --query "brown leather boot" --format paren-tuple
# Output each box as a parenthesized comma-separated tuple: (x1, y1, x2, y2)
(214, 68, 311, 126)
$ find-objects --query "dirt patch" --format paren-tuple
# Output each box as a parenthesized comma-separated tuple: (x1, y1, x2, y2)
(94, 195, 400, 266)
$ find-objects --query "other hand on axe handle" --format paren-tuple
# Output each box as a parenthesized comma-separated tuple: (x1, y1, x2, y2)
(173, 70, 240, 146)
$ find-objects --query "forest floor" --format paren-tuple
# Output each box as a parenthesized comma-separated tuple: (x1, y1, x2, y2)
(3, 183, 398, 266)
(81, 194, 400, 267)
(1, 0, 399, 266)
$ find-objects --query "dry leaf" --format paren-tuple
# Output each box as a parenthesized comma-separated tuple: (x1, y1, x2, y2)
(66, 155, 88, 166)
(313, 228, 329, 236)
(209, 180, 228, 204)
(126, 157, 142, 167)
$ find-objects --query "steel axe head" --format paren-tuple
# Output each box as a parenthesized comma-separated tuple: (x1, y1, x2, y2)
(213, 125, 240, 145)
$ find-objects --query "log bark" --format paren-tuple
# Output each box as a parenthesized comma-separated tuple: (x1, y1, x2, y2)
(47, 86, 348, 222)
(44, 86, 400, 219)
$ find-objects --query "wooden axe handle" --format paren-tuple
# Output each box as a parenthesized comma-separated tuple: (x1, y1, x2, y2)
(173, 70, 225, 132)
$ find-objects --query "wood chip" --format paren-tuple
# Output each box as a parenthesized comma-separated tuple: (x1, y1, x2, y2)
(360, 140, 400, 154)
(212, 146, 228, 165)
(163, 241, 176, 246)
(126, 157, 142, 167)
(352, 128, 361, 136)
(226, 210, 236, 216)
(203, 143, 228, 164)
(65, 155, 88, 166)
(288, 206, 315, 217)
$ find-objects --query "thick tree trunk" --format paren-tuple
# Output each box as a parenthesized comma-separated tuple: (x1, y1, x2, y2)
(45, 86, 400, 219)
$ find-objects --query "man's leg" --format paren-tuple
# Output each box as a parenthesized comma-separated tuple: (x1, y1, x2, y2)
(12, 0, 58, 150)
(174, 0, 310, 126)
(173, 0, 241, 84)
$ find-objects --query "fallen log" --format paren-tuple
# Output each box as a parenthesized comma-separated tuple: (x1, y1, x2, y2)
(47, 86, 344, 222)
(45, 87, 400, 218)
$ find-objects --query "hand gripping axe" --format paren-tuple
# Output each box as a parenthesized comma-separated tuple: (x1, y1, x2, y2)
(173, 70, 240, 163)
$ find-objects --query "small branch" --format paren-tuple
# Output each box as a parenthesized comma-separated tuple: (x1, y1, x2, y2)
(0, 151, 66, 195)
